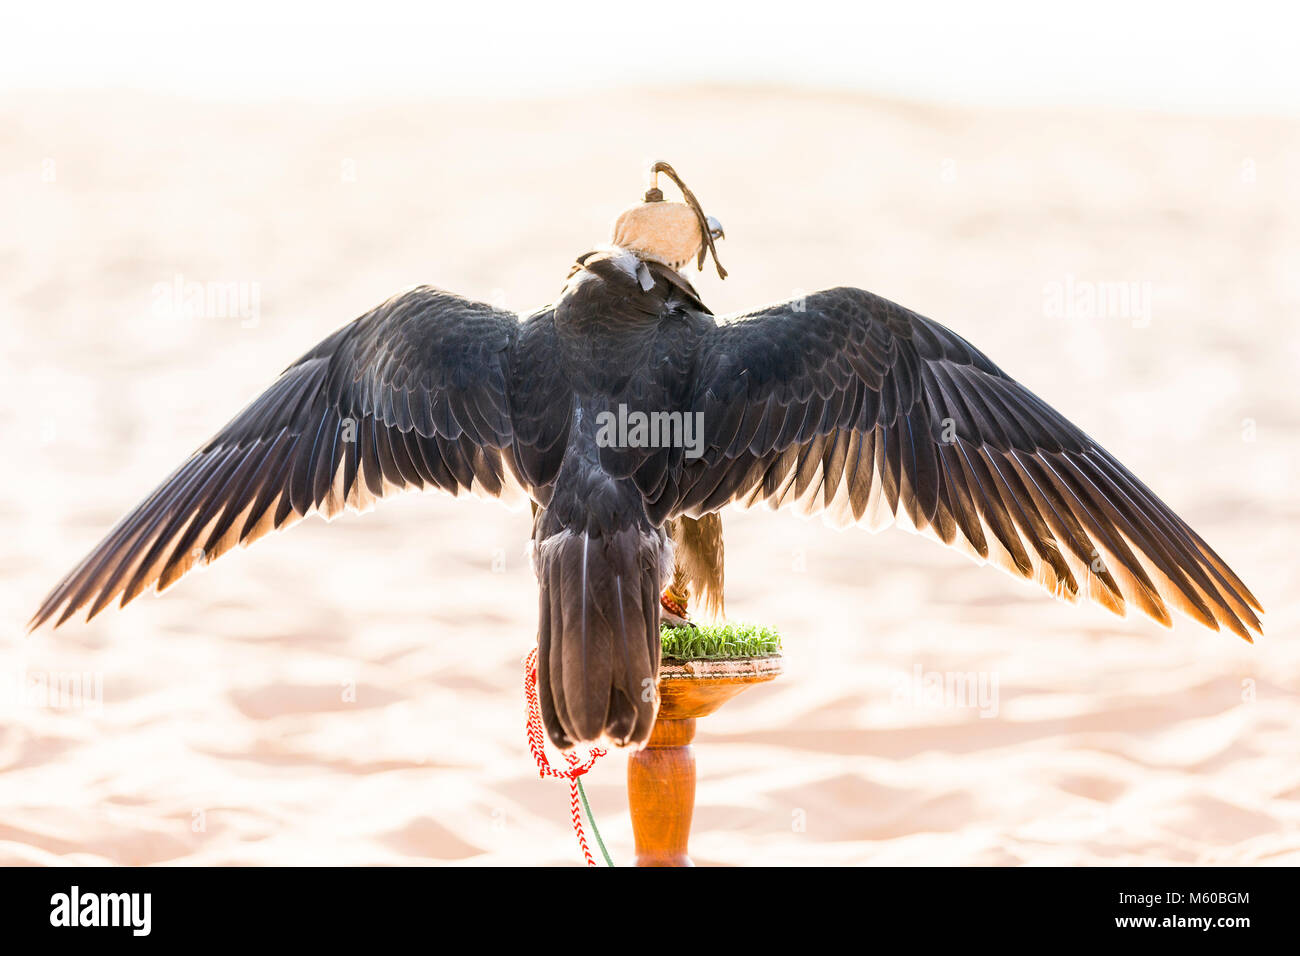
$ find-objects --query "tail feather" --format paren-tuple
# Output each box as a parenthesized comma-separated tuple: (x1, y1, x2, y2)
(535, 525, 667, 749)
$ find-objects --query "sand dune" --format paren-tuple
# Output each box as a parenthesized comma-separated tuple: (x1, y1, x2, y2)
(1, 88, 1297, 865)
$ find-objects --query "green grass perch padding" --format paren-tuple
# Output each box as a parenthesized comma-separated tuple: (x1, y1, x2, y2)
(659, 621, 782, 662)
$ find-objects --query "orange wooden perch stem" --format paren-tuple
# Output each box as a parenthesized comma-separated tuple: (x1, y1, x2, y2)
(627, 657, 783, 867)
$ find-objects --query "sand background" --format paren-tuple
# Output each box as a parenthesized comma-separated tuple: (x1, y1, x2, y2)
(1, 88, 1297, 865)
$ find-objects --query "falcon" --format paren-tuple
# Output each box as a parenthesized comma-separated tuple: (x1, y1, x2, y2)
(30, 162, 1263, 750)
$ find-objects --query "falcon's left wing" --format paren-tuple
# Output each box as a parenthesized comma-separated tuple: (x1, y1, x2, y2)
(652, 287, 1262, 640)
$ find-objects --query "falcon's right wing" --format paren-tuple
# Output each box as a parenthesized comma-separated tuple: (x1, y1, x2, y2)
(31, 286, 544, 628)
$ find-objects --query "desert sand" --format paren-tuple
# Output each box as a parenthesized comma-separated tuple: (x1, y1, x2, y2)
(1, 88, 1297, 865)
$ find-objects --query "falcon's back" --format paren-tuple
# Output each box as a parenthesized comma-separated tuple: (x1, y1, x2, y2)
(524, 248, 715, 749)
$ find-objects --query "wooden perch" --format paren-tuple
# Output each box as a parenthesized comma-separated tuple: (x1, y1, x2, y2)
(628, 647, 784, 867)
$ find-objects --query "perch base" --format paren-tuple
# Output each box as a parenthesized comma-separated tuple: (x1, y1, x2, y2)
(627, 656, 783, 867)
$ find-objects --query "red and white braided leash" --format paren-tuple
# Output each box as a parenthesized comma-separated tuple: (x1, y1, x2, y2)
(523, 648, 607, 866)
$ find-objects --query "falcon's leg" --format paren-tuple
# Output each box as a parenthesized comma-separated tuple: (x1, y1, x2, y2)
(660, 558, 694, 628)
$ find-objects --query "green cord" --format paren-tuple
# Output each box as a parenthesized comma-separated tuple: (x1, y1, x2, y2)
(575, 777, 615, 867)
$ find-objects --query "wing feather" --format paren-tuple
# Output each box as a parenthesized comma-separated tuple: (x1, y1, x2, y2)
(670, 286, 1261, 639)
(31, 287, 542, 629)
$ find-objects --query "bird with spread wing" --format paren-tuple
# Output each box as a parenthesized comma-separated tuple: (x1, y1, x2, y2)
(30, 162, 1263, 750)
